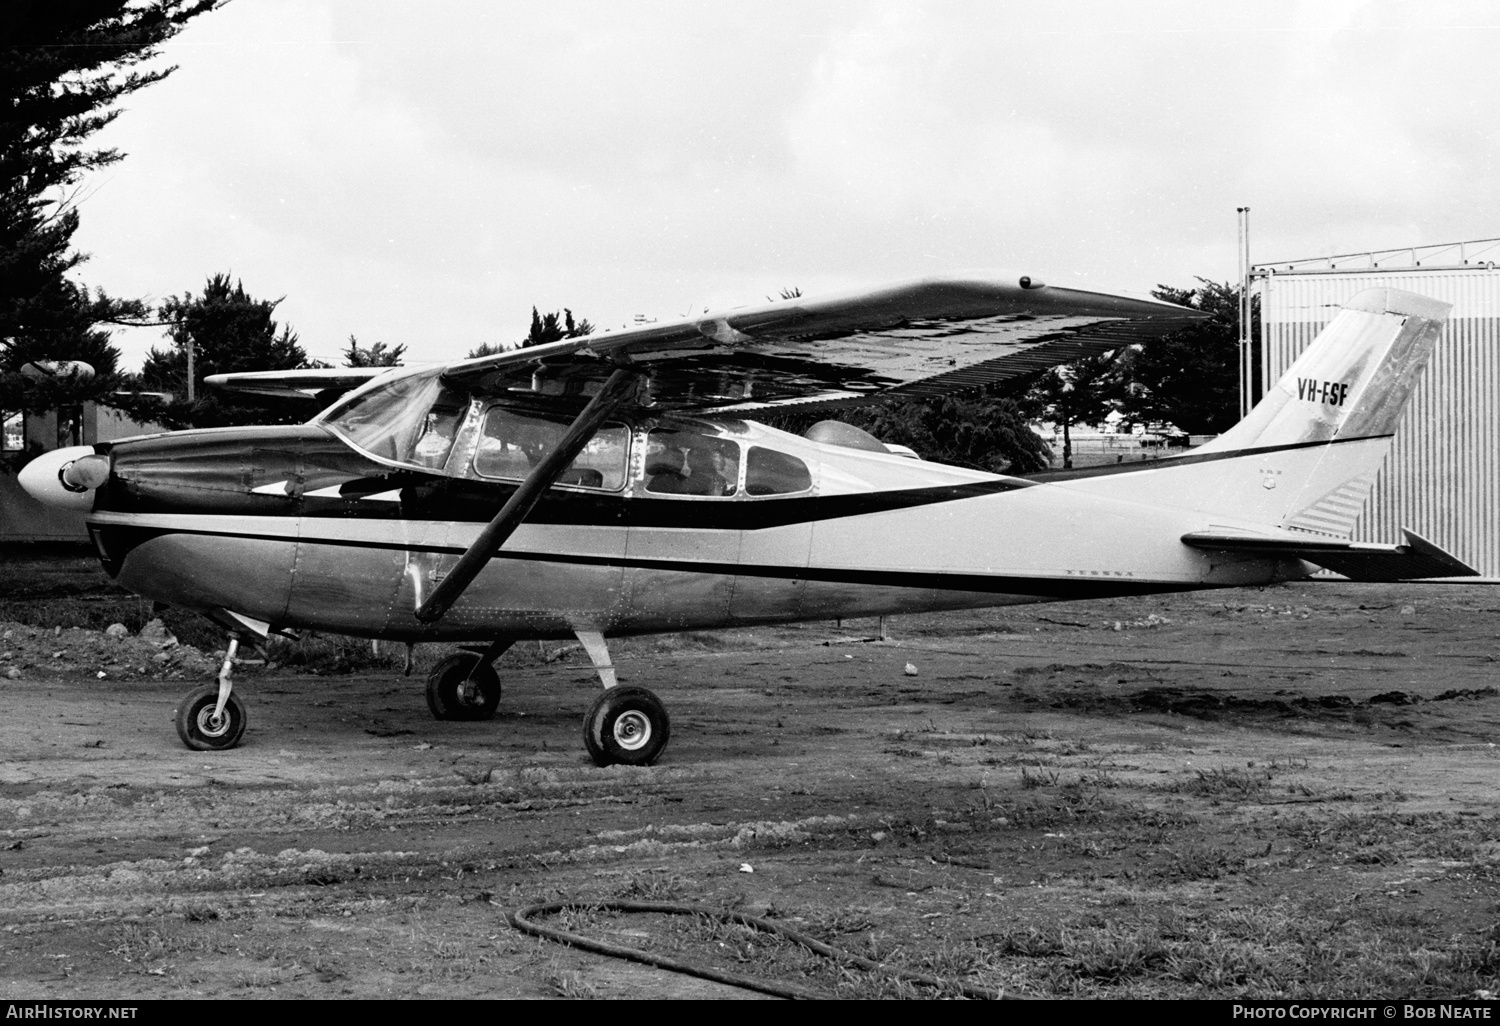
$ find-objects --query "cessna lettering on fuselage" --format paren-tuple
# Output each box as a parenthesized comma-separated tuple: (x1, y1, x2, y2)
(19, 276, 1475, 766)
(1297, 377, 1351, 407)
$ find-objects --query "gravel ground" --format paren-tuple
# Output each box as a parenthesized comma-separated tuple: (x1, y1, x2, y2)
(2, 582, 1499, 998)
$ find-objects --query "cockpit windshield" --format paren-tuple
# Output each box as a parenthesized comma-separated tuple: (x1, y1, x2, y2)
(320, 367, 468, 469)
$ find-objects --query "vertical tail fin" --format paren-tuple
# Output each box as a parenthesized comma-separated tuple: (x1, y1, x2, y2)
(1071, 288, 1450, 537)
(1196, 287, 1450, 454)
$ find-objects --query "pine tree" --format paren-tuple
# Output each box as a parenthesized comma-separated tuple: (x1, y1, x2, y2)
(342, 336, 405, 367)
(1114, 280, 1252, 437)
(1017, 352, 1123, 469)
(466, 307, 593, 358)
(523, 307, 593, 348)
(118, 274, 311, 429)
(140, 274, 307, 395)
(0, 1, 219, 422)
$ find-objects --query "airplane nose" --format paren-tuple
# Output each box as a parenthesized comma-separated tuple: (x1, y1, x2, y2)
(17, 445, 109, 510)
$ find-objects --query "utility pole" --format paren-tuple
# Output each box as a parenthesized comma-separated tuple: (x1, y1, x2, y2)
(1237, 207, 1251, 419)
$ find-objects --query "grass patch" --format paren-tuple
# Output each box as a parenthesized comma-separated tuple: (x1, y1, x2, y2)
(974, 901, 1500, 997)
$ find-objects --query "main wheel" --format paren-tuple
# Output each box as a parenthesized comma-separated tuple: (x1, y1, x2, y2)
(426, 653, 501, 721)
(583, 686, 670, 767)
(175, 684, 248, 751)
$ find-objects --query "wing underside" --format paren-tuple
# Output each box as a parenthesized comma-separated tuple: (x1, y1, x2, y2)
(204, 275, 1203, 416)
(442, 275, 1204, 415)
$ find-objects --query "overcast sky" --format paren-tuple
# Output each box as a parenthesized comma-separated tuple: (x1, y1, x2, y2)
(70, 0, 1500, 371)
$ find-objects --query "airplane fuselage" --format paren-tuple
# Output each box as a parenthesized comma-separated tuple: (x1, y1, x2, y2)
(82, 417, 1302, 641)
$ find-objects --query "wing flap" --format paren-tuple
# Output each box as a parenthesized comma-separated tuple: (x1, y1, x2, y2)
(1181, 528, 1479, 581)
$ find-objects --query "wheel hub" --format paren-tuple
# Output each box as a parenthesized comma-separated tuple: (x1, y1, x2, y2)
(612, 710, 652, 751)
(196, 707, 232, 738)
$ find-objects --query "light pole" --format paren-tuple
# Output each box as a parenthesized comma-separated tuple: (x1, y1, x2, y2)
(1237, 206, 1251, 419)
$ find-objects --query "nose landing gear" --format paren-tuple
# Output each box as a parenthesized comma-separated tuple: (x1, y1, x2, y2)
(175, 635, 248, 750)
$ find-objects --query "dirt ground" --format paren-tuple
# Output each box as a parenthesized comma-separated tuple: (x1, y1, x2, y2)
(1, 579, 1499, 999)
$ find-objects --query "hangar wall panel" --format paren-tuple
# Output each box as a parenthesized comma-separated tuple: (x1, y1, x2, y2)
(1255, 268, 1500, 576)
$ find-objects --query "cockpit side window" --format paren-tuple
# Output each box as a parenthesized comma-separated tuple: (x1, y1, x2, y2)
(322, 368, 468, 470)
(644, 428, 741, 497)
(473, 406, 629, 490)
(744, 446, 813, 496)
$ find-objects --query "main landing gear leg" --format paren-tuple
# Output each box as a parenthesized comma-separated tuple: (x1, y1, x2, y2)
(576, 630, 670, 767)
(426, 639, 511, 721)
(175, 633, 248, 751)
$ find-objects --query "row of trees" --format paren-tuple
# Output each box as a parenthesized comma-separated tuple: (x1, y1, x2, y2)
(1, 1, 218, 428)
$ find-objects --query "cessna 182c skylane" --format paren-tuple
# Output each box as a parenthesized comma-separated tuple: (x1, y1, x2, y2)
(19, 275, 1476, 765)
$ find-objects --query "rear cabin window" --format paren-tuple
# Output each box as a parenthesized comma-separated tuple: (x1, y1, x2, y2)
(473, 407, 629, 490)
(644, 428, 741, 497)
(745, 446, 812, 495)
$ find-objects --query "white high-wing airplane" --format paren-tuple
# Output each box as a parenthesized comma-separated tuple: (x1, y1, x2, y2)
(19, 275, 1474, 765)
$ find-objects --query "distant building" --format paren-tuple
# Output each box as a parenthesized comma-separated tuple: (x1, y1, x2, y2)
(1034, 412, 1186, 469)
(1252, 239, 1500, 577)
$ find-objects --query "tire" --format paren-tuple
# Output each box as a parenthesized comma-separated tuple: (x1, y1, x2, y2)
(426, 653, 501, 721)
(583, 686, 670, 767)
(175, 684, 248, 751)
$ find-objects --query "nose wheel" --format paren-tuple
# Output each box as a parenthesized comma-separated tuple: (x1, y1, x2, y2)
(174, 633, 249, 751)
(175, 683, 248, 751)
(583, 685, 670, 767)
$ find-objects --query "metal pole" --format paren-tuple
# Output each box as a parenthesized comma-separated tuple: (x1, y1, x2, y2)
(1244, 208, 1252, 406)
(1236, 207, 1251, 419)
(1235, 208, 1245, 419)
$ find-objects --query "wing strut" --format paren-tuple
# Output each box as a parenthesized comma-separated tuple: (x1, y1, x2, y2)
(414, 365, 642, 624)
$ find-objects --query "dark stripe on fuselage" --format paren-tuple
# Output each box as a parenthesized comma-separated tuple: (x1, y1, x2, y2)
(455, 478, 1032, 530)
(91, 522, 1205, 601)
(1024, 434, 1392, 482)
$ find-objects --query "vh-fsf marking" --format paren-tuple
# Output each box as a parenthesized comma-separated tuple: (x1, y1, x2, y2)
(19, 275, 1474, 764)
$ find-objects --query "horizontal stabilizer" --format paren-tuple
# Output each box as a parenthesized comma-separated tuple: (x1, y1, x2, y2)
(1181, 528, 1478, 581)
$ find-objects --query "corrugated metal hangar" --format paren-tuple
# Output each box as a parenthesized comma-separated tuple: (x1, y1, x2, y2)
(1252, 239, 1500, 577)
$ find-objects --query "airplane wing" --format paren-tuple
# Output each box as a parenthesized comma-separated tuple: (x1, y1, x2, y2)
(204, 366, 393, 400)
(1181, 528, 1479, 581)
(441, 274, 1205, 415)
